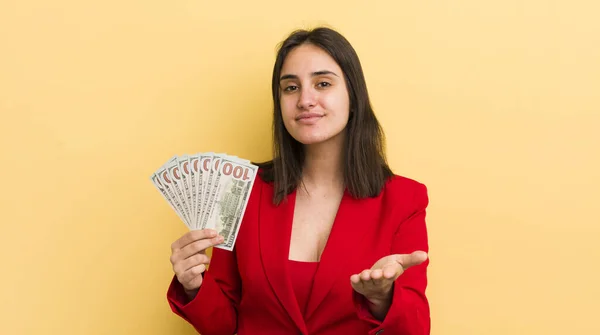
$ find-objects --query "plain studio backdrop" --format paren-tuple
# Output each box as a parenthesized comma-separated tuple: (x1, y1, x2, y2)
(1, 1, 598, 334)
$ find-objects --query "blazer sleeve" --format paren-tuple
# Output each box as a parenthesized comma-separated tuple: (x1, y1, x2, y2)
(166, 245, 242, 335)
(352, 182, 431, 335)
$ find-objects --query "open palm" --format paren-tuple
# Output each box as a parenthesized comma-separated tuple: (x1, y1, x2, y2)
(350, 251, 428, 303)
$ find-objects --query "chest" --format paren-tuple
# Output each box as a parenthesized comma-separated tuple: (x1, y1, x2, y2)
(234, 185, 400, 310)
(287, 190, 344, 262)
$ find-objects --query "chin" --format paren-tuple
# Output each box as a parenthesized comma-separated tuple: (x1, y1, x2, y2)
(297, 138, 328, 146)
(291, 132, 341, 146)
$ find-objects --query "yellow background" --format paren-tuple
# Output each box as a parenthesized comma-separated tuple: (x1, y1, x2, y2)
(1, 0, 599, 334)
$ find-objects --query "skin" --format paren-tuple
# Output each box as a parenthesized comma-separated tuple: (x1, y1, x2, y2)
(279, 43, 350, 264)
(349, 251, 428, 320)
(279, 44, 350, 146)
(169, 43, 428, 320)
(279, 43, 428, 320)
(170, 229, 223, 299)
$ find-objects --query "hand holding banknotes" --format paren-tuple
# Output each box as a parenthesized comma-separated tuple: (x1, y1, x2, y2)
(170, 229, 224, 297)
(152, 152, 258, 300)
(150, 152, 258, 252)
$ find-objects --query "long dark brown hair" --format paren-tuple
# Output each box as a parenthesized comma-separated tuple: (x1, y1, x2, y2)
(255, 26, 393, 205)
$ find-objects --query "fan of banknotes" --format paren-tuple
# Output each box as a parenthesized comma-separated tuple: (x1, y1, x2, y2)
(150, 153, 258, 251)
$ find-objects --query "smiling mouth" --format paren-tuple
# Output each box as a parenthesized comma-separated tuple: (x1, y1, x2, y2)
(295, 113, 324, 121)
(296, 115, 322, 120)
(295, 114, 323, 125)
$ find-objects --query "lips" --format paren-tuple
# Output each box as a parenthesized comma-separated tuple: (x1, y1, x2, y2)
(295, 112, 324, 121)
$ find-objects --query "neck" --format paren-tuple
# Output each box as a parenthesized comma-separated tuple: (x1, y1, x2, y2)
(301, 134, 345, 192)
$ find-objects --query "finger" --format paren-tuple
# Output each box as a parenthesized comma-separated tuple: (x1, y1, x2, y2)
(171, 229, 218, 251)
(395, 251, 428, 270)
(382, 263, 401, 279)
(177, 235, 224, 260)
(180, 264, 207, 284)
(370, 269, 384, 284)
(360, 269, 372, 281)
(350, 274, 364, 291)
(174, 253, 211, 275)
(350, 274, 366, 294)
(370, 270, 385, 288)
(360, 270, 380, 291)
(350, 274, 362, 285)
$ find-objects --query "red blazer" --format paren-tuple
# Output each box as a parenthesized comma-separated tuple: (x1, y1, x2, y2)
(167, 172, 431, 335)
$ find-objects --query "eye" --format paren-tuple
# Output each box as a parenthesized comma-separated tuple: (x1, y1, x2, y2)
(317, 82, 331, 88)
(284, 85, 298, 92)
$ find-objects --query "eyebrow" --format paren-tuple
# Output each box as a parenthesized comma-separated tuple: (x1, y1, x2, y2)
(279, 70, 339, 81)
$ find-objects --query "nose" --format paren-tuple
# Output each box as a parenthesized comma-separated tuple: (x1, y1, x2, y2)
(297, 87, 317, 110)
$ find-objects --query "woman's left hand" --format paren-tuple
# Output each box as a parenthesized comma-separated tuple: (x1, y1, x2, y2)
(350, 251, 428, 307)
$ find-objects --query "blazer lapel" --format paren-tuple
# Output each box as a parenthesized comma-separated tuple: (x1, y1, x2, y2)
(304, 191, 374, 321)
(259, 187, 307, 334)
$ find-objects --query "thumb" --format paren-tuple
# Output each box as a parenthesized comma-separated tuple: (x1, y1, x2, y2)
(395, 251, 428, 270)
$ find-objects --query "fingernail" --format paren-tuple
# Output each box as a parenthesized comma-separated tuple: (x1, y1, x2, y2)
(209, 230, 217, 237)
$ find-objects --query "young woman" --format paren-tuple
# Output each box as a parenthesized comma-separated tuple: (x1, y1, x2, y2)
(167, 27, 431, 335)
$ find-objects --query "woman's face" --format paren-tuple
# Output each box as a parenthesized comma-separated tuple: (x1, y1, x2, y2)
(278, 43, 350, 146)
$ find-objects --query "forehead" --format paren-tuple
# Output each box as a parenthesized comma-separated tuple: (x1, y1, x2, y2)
(281, 43, 342, 74)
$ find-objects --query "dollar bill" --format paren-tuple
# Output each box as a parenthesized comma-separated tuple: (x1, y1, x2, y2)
(166, 159, 193, 227)
(150, 172, 188, 227)
(188, 155, 200, 229)
(153, 156, 191, 229)
(194, 153, 213, 230)
(200, 153, 243, 230)
(199, 153, 217, 228)
(150, 152, 257, 251)
(204, 157, 258, 251)
(177, 155, 194, 225)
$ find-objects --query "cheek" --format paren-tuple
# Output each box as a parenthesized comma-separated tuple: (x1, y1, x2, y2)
(322, 94, 350, 120)
(280, 97, 296, 116)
